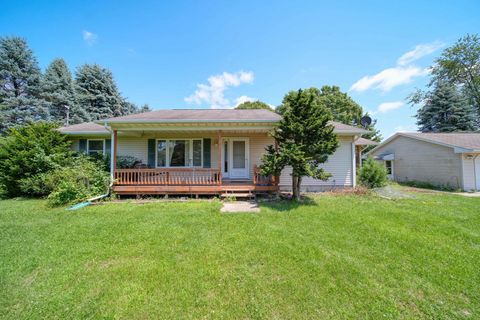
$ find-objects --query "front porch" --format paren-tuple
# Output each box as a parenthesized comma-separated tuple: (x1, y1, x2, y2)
(112, 166, 278, 195)
(99, 113, 281, 196)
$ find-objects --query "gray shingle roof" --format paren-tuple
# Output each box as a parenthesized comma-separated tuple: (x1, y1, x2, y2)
(59, 110, 369, 135)
(58, 122, 109, 134)
(100, 109, 282, 122)
(402, 132, 480, 150)
(355, 137, 379, 146)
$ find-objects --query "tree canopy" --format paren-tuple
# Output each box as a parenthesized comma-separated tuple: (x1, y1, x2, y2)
(235, 100, 272, 110)
(42, 58, 89, 125)
(0, 37, 47, 132)
(260, 88, 339, 200)
(0, 122, 73, 197)
(74, 64, 127, 121)
(0, 37, 146, 132)
(318, 85, 363, 125)
(431, 34, 480, 112)
(414, 80, 477, 132)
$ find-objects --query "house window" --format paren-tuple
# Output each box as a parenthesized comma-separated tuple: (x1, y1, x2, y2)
(87, 139, 104, 156)
(157, 140, 167, 167)
(156, 139, 202, 167)
(169, 140, 190, 167)
(385, 160, 392, 175)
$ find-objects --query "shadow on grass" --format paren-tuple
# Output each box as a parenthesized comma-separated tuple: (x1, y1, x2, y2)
(258, 195, 317, 212)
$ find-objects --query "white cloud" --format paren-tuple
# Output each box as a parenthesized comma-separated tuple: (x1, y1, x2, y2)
(82, 30, 98, 46)
(351, 66, 429, 92)
(377, 101, 404, 113)
(350, 41, 443, 92)
(397, 41, 444, 66)
(185, 71, 254, 109)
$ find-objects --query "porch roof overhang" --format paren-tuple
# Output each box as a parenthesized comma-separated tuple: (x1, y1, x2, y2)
(374, 153, 395, 161)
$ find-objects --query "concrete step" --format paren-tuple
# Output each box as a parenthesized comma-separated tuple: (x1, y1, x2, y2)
(221, 193, 254, 198)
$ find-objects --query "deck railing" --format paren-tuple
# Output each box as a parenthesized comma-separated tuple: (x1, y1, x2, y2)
(114, 168, 221, 186)
(253, 165, 277, 186)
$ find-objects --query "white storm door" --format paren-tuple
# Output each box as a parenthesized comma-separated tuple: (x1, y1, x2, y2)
(229, 138, 249, 178)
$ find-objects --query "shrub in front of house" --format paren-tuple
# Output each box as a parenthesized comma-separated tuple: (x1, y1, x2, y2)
(116, 155, 142, 169)
(0, 122, 73, 197)
(46, 156, 110, 206)
(358, 157, 388, 188)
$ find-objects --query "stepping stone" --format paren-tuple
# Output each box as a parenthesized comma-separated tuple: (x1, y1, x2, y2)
(220, 201, 260, 213)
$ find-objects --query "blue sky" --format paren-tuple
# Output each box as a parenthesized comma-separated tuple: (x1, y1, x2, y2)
(1, 0, 479, 138)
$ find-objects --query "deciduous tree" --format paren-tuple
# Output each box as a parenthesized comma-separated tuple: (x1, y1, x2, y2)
(235, 100, 272, 110)
(431, 34, 480, 112)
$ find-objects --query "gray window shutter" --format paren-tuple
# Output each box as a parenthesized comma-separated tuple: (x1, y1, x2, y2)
(105, 139, 111, 156)
(148, 139, 156, 168)
(203, 138, 211, 168)
(79, 139, 87, 153)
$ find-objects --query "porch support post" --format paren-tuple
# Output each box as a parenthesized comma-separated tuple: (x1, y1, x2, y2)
(274, 138, 279, 186)
(217, 131, 222, 185)
(112, 130, 117, 181)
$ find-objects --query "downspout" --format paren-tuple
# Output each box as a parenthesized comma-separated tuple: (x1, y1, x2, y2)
(105, 122, 114, 181)
(352, 136, 359, 188)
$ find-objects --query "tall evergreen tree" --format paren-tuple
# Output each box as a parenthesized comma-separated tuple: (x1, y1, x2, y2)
(0, 37, 47, 132)
(120, 100, 138, 115)
(260, 88, 339, 200)
(139, 104, 152, 113)
(74, 64, 125, 121)
(42, 58, 89, 125)
(415, 81, 477, 132)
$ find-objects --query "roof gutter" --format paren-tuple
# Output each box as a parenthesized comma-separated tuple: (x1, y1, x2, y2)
(94, 119, 280, 124)
(58, 131, 110, 135)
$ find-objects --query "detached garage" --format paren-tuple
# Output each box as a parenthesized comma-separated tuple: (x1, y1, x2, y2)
(368, 132, 480, 192)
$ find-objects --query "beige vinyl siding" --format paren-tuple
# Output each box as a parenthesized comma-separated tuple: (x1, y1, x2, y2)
(461, 154, 480, 191)
(279, 137, 354, 189)
(67, 133, 357, 188)
(117, 138, 148, 163)
(372, 136, 463, 189)
(112, 133, 273, 173)
(248, 135, 275, 178)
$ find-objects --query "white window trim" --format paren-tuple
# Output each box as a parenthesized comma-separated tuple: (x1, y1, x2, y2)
(155, 138, 203, 168)
(87, 139, 105, 156)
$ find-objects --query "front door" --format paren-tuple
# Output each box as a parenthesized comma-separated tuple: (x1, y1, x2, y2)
(222, 138, 249, 179)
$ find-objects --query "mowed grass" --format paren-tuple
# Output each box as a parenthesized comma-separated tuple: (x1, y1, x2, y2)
(1, 192, 479, 319)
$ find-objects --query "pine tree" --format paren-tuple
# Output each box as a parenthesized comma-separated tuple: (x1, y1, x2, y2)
(42, 58, 89, 125)
(260, 88, 339, 200)
(139, 104, 152, 113)
(0, 37, 47, 132)
(74, 64, 124, 121)
(120, 100, 138, 115)
(415, 81, 477, 132)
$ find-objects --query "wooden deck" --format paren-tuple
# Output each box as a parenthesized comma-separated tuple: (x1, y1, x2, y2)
(112, 167, 278, 195)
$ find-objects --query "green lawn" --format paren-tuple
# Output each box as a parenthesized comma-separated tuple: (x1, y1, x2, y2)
(1, 192, 479, 319)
